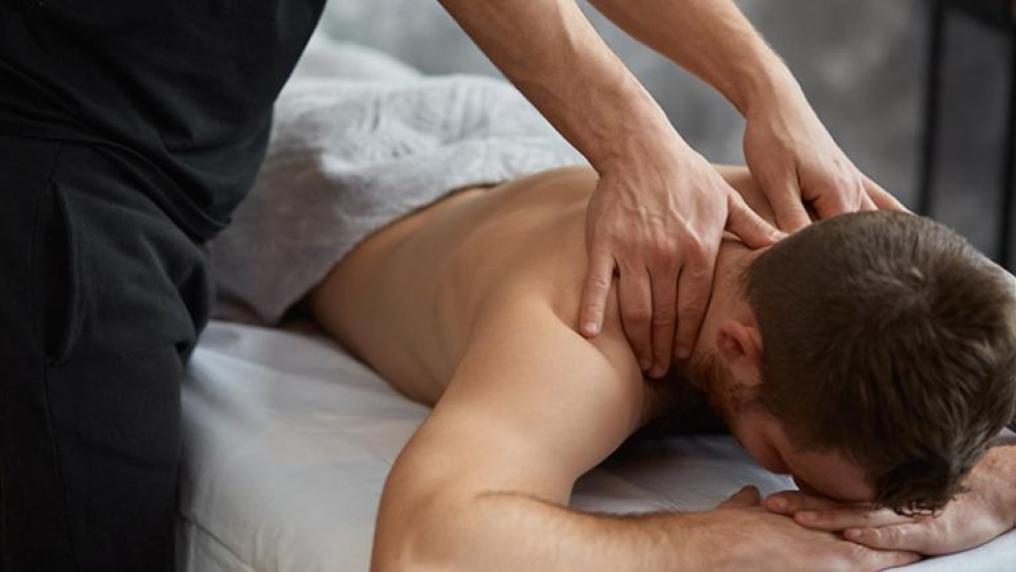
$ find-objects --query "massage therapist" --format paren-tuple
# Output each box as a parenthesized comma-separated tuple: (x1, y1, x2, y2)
(0, 1, 900, 570)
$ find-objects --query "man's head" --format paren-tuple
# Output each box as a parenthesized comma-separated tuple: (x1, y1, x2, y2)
(690, 211, 1016, 513)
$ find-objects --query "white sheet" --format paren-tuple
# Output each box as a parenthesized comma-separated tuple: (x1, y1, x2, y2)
(179, 320, 1016, 571)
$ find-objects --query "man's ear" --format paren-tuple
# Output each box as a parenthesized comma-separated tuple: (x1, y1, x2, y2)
(716, 316, 763, 388)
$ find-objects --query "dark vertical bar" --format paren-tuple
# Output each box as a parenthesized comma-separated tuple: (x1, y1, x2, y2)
(999, 21, 1016, 268)
(917, 0, 947, 216)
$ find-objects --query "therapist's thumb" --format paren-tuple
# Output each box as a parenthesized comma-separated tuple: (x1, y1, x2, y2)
(726, 193, 785, 249)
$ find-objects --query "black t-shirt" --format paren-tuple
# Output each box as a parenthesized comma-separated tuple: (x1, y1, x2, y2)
(0, 0, 326, 241)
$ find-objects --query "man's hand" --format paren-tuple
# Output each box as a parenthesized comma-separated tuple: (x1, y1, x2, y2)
(580, 137, 781, 378)
(707, 486, 921, 571)
(762, 447, 1016, 556)
(742, 83, 907, 232)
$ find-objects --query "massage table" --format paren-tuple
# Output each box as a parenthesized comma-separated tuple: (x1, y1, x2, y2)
(177, 320, 1016, 571)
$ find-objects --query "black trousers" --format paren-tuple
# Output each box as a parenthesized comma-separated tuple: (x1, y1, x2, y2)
(0, 134, 213, 571)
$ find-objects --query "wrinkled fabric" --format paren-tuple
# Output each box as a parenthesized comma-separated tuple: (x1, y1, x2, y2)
(178, 320, 1016, 572)
(207, 37, 585, 325)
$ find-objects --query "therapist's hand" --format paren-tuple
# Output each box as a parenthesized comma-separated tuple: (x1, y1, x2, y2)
(763, 446, 1016, 556)
(579, 133, 782, 378)
(742, 83, 907, 232)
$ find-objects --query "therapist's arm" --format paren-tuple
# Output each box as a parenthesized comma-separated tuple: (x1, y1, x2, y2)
(370, 301, 918, 571)
(588, 0, 793, 118)
(437, 0, 781, 383)
(588, 0, 905, 227)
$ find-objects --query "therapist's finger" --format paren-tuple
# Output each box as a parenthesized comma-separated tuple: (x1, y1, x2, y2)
(579, 245, 616, 337)
(860, 191, 878, 212)
(809, 179, 856, 220)
(618, 263, 653, 372)
(725, 191, 785, 248)
(865, 177, 910, 213)
(763, 170, 811, 232)
(647, 260, 679, 378)
(673, 246, 715, 361)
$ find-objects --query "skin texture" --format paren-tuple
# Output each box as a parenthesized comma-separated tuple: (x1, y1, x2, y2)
(308, 166, 938, 571)
(438, 0, 903, 381)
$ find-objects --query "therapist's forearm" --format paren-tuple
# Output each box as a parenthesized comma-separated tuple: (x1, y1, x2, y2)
(437, 0, 684, 171)
(588, 0, 802, 115)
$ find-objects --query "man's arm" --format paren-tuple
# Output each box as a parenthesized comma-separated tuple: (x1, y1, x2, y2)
(371, 298, 687, 570)
(370, 295, 917, 571)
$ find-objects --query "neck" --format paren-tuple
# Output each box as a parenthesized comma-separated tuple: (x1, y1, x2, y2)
(633, 238, 764, 430)
(689, 238, 760, 380)
(637, 239, 762, 425)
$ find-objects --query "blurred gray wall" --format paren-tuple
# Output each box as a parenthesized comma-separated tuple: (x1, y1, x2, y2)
(318, 0, 1010, 256)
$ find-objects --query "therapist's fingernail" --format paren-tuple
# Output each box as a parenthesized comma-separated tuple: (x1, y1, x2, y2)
(797, 511, 816, 523)
(582, 322, 599, 335)
(639, 359, 651, 371)
(649, 366, 665, 378)
(845, 529, 864, 540)
(676, 346, 691, 359)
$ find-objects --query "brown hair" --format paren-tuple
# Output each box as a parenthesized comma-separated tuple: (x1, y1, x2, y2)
(746, 211, 1016, 513)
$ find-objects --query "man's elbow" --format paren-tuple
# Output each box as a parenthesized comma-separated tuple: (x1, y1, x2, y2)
(371, 483, 474, 571)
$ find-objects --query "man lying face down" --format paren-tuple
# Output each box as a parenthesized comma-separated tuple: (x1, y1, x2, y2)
(306, 166, 1016, 572)
(683, 208, 1016, 512)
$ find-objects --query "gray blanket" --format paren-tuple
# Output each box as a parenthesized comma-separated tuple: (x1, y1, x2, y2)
(208, 35, 585, 324)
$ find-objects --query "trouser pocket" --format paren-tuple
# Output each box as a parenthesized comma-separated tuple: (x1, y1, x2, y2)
(36, 179, 84, 366)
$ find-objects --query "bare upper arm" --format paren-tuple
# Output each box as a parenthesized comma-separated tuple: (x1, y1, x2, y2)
(389, 297, 647, 506)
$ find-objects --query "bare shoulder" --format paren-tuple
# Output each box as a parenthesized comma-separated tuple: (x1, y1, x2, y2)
(399, 292, 649, 502)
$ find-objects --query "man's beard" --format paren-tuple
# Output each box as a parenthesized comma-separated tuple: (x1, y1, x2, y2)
(683, 350, 765, 430)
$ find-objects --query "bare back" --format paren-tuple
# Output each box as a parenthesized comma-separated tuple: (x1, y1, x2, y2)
(308, 165, 784, 568)
(308, 164, 772, 406)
